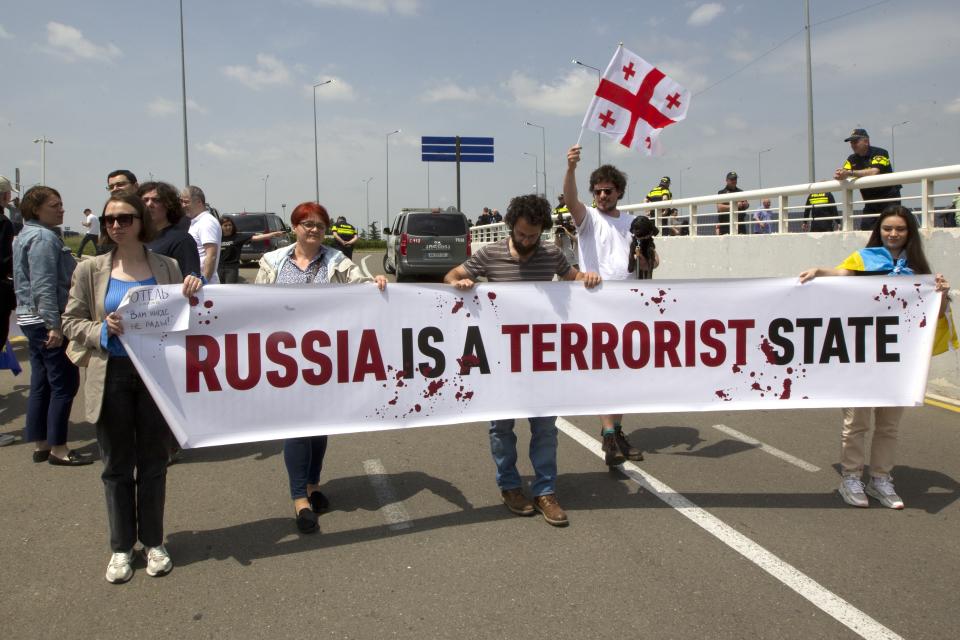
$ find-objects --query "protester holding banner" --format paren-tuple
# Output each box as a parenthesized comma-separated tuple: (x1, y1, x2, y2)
(799, 205, 952, 510)
(62, 193, 202, 583)
(445, 193, 600, 527)
(564, 144, 653, 467)
(12, 186, 88, 465)
(255, 201, 386, 534)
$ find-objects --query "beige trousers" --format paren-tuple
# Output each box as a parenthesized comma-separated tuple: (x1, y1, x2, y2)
(840, 406, 905, 477)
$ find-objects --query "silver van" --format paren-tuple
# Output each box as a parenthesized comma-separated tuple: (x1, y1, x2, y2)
(383, 209, 471, 282)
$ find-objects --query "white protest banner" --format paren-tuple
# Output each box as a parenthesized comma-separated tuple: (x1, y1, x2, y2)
(119, 277, 942, 449)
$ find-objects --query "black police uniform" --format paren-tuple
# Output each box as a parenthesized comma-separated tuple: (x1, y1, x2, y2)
(842, 146, 899, 229)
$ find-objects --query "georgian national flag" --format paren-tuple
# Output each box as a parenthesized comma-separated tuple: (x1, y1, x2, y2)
(581, 46, 691, 156)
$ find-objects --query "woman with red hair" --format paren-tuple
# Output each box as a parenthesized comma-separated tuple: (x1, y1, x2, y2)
(256, 201, 386, 533)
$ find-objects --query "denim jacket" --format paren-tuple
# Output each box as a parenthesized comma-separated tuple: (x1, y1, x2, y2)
(13, 221, 77, 329)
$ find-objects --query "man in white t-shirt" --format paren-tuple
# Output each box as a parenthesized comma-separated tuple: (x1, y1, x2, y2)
(564, 144, 659, 466)
(180, 185, 222, 283)
(77, 208, 100, 256)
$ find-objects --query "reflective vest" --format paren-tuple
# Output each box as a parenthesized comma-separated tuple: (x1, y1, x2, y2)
(645, 186, 672, 202)
(808, 193, 831, 206)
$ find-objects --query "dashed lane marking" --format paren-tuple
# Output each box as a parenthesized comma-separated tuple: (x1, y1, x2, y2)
(556, 417, 903, 640)
(361, 458, 413, 531)
(710, 423, 821, 472)
(360, 254, 374, 280)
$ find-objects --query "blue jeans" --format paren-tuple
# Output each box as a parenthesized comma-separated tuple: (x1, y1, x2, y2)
(22, 323, 79, 447)
(283, 436, 328, 499)
(489, 416, 558, 497)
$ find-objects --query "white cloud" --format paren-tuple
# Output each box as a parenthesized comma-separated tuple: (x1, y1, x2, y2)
(688, 3, 726, 27)
(147, 97, 207, 117)
(223, 54, 291, 90)
(946, 98, 960, 114)
(306, 0, 419, 15)
(196, 141, 244, 159)
(504, 69, 596, 117)
(303, 76, 357, 101)
(421, 83, 481, 103)
(44, 22, 121, 62)
(723, 115, 749, 130)
(0, 24, 13, 39)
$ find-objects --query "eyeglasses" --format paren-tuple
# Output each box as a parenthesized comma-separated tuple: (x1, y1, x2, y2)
(106, 181, 132, 192)
(100, 214, 140, 228)
(299, 221, 326, 231)
(592, 187, 617, 196)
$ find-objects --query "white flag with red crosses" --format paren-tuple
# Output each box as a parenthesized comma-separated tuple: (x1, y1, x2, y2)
(581, 45, 691, 156)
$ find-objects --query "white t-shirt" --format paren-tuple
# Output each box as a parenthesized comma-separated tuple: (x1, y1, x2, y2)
(85, 212, 100, 236)
(576, 206, 634, 281)
(189, 210, 223, 284)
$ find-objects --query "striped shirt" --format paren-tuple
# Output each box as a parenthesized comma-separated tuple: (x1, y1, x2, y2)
(461, 238, 570, 283)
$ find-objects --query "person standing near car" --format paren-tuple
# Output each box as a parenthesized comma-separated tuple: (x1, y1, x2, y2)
(180, 185, 221, 283)
(331, 216, 358, 259)
(218, 216, 285, 283)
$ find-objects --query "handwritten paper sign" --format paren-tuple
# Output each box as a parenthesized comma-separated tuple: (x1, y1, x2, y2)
(116, 285, 191, 333)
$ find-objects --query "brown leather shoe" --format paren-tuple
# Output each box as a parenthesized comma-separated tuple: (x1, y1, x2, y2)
(615, 427, 644, 461)
(501, 488, 535, 516)
(533, 494, 568, 527)
(601, 432, 626, 466)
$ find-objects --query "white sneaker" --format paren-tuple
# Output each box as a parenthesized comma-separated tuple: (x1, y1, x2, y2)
(105, 550, 134, 584)
(0, 433, 16, 446)
(145, 545, 173, 577)
(866, 475, 905, 510)
(839, 474, 869, 508)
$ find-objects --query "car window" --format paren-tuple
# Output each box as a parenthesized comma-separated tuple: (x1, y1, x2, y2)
(405, 214, 467, 236)
(230, 215, 265, 233)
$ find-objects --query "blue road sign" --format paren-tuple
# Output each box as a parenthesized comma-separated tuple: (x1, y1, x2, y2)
(421, 136, 494, 162)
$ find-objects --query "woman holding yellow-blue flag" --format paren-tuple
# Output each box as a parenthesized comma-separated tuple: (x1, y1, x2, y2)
(799, 205, 956, 510)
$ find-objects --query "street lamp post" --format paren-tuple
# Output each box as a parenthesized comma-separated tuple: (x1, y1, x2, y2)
(179, 0, 190, 187)
(363, 177, 374, 231)
(523, 152, 539, 196)
(312, 79, 333, 203)
(385, 129, 400, 229)
(757, 148, 772, 188)
(282, 203, 287, 219)
(890, 120, 909, 167)
(33, 136, 54, 185)
(525, 122, 546, 199)
(572, 58, 602, 167)
(262, 174, 269, 211)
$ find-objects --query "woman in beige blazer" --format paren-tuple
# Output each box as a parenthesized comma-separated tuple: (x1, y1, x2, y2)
(62, 193, 201, 584)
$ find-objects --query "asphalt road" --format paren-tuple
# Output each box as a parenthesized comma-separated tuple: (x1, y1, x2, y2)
(1, 250, 958, 640)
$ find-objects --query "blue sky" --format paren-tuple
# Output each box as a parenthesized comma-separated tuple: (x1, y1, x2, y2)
(1, 0, 958, 231)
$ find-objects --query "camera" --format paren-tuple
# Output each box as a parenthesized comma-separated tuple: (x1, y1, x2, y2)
(628, 215, 659, 279)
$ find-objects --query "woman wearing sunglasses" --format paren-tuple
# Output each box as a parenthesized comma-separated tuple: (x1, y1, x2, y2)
(62, 193, 202, 583)
(255, 201, 386, 534)
(12, 186, 88, 465)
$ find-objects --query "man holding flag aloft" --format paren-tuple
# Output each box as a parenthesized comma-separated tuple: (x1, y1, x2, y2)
(564, 44, 689, 465)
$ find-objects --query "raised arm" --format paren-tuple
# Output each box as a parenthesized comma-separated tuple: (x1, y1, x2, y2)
(563, 145, 587, 226)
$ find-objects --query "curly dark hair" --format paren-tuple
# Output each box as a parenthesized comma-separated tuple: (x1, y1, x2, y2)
(138, 181, 185, 225)
(504, 194, 553, 231)
(589, 164, 627, 195)
(865, 205, 932, 275)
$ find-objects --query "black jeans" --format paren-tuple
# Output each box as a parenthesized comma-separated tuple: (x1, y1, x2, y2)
(283, 436, 328, 499)
(97, 357, 170, 551)
(218, 265, 240, 284)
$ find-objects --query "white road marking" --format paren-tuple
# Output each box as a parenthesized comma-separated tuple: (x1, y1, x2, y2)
(555, 417, 902, 640)
(362, 458, 413, 531)
(360, 255, 374, 280)
(710, 423, 821, 472)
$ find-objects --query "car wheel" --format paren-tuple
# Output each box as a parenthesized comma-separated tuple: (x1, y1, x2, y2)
(382, 253, 396, 275)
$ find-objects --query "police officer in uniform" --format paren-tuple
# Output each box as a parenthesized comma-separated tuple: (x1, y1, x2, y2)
(833, 128, 900, 231)
(803, 191, 839, 232)
(331, 216, 358, 259)
(645, 176, 672, 204)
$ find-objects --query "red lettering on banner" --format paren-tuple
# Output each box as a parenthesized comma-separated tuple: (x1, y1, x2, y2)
(353, 329, 387, 382)
(684, 320, 697, 366)
(621, 321, 651, 368)
(728, 319, 756, 365)
(502, 325, 530, 372)
(654, 321, 681, 367)
(336, 330, 349, 383)
(225, 334, 261, 391)
(186, 335, 222, 392)
(560, 323, 588, 370)
(699, 319, 727, 366)
(301, 330, 332, 385)
(265, 332, 298, 388)
(591, 323, 619, 369)
(532, 324, 557, 372)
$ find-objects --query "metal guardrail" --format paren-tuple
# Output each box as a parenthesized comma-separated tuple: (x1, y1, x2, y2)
(470, 165, 960, 241)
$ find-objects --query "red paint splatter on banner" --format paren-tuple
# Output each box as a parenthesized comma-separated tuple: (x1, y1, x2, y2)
(760, 338, 778, 364)
(786, 367, 793, 374)
(457, 354, 481, 375)
(487, 292, 497, 300)
(780, 379, 792, 400)
(463, 391, 474, 400)
(424, 379, 445, 398)
(203, 300, 213, 308)
(415, 404, 422, 412)
(388, 398, 398, 405)
(715, 390, 731, 400)
(919, 315, 927, 328)
(189, 296, 199, 306)
(451, 300, 464, 314)
(732, 364, 741, 373)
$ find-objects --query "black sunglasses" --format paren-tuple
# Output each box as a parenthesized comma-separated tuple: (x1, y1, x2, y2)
(592, 187, 617, 196)
(100, 213, 140, 228)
